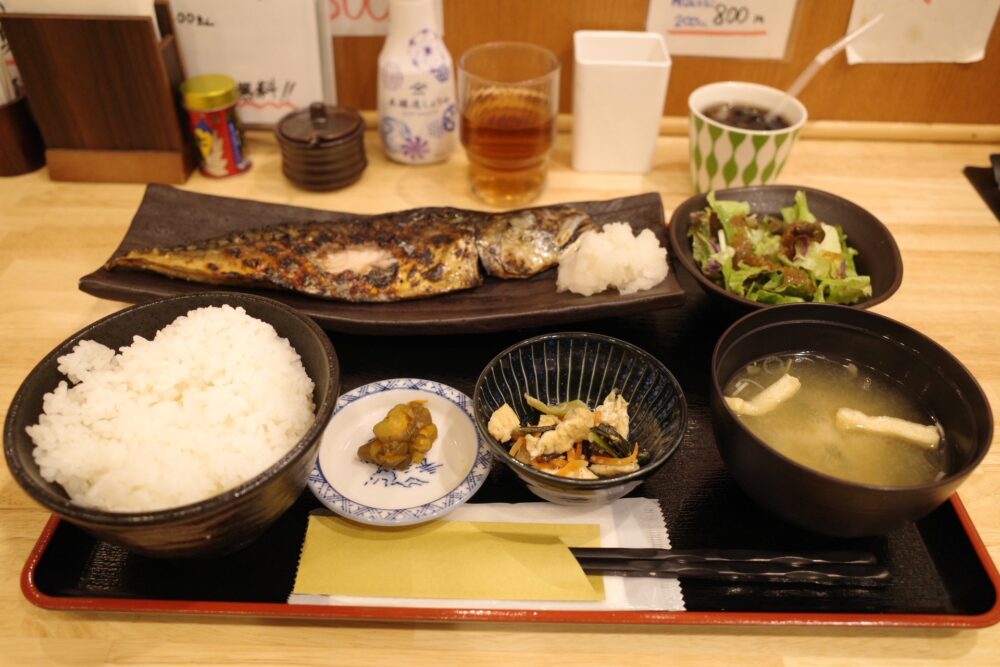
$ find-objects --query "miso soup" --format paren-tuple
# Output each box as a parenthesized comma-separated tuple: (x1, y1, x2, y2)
(723, 352, 948, 486)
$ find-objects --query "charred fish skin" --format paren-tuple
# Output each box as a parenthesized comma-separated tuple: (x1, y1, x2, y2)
(106, 204, 596, 301)
(106, 211, 483, 303)
(475, 206, 596, 279)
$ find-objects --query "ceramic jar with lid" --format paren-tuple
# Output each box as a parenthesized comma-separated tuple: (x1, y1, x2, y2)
(275, 103, 367, 191)
(377, 0, 457, 164)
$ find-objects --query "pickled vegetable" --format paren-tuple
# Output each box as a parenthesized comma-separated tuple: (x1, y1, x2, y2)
(358, 400, 438, 469)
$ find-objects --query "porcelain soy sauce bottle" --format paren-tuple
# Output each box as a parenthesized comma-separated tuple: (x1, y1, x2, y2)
(377, 0, 456, 164)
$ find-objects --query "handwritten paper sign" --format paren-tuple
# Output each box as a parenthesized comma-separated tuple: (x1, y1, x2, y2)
(646, 0, 798, 60)
(846, 0, 1000, 64)
(172, 0, 332, 125)
(0, 1, 21, 99)
(325, 0, 442, 36)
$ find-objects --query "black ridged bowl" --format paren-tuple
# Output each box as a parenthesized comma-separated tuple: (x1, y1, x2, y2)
(4, 292, 340, 558)
(473, 332, 687, 505)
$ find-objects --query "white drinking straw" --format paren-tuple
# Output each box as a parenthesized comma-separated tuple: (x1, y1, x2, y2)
(766, 13, 885, 124)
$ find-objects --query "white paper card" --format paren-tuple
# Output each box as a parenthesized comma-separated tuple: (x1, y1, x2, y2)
(846, 0, 1000, 64)
(172, 0, 332, 125)
(1, 0, 159, 39)
(325, 0, 443, 36)
(288, 498, 685, 612)
(646, 0, 798, 59)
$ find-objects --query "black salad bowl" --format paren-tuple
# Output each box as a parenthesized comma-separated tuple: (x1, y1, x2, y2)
(667, 185, 903, 318)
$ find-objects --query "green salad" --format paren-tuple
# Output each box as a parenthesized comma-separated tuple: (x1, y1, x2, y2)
(688, 191, 872, 304)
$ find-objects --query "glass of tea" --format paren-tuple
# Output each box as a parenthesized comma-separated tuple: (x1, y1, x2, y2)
(687, 81, 807, 193)
(457, 42, 560, 206)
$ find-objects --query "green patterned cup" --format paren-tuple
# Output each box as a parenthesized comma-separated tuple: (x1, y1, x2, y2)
(688, 81, 807, 193)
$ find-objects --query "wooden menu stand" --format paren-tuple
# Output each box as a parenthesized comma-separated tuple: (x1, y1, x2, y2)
(0, 1, 194, 183)
(0, 94, 46, 176)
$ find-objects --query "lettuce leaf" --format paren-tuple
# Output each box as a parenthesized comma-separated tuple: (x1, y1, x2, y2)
(747, 225, 782, 257)
(689, 212, 733, 281)
(792, 239, 841, 280)
(745, 272, 801, 302)
(815, 276, 872, 304)
(707, 191, 750, 240)
(721, 260, 765, 297)
(690, 226, 715, 267)
(754, 267, 816, 299)
(817, 222, 843, 255)
(690, 190, 870, 305)
(749, 289, 806, 304)
(781, 190, 817, 224)
(835, 225, 861, 276)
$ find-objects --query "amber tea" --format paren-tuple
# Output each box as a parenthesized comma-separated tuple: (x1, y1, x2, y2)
(457, 42, 560, 206)
(460, 87, 555, 205)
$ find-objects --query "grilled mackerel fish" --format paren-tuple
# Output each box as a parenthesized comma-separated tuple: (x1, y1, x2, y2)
(107, 210, 482, 302)
(106, 205, 595, 302)
(476, 206, 596, 279)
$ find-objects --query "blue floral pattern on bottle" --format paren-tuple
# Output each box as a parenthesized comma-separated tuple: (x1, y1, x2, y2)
(442, 103, 456, 132)
(378, 2, 456, 164)
(380, 116, 411, 154)
(401, 135, 429, 160)
(408, 28, 449, 78)
(381, 109, 448, 163)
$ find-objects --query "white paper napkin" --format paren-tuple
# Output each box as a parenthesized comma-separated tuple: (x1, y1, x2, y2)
(288, 497, 685, 611)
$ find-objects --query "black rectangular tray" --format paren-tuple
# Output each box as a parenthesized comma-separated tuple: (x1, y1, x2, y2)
(23, 270, 1000, 626)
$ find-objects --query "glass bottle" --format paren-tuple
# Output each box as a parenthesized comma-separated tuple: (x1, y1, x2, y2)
(377, 0, 456, 164)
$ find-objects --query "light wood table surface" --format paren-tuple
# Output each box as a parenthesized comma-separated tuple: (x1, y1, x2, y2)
(1, 128, 999, 666)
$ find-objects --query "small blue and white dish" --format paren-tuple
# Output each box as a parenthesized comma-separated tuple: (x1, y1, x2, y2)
(308, 378, 492, 526)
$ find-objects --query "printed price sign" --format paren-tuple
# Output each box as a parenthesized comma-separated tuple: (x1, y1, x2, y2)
(646, 0, 799, 59)
(326, 0, 443, 36)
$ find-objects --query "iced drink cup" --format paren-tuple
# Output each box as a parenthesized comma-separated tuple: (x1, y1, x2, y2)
(688, 81, 807, 193)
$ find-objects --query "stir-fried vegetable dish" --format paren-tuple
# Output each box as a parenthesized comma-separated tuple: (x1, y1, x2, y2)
(487, 390, 649, 479)
(688, 190, 872, 304)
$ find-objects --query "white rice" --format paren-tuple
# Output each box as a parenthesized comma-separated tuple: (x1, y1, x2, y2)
(556, 222, 669, 296)
(26, 305, 315, 513)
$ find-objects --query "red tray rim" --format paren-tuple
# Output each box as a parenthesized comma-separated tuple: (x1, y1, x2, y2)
(20, 494, 1000, 628)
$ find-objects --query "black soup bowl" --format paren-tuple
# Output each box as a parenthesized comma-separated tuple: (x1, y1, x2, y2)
(4, 292, 340, 558)
(473, 332, 687, 505)
(667, 185, 903, 318)
(710, 304, 992, 537)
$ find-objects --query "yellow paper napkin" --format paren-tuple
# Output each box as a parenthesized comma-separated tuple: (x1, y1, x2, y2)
(292, 515, 605, 601)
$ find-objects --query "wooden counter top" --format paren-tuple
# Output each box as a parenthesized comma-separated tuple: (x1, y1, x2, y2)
(1, 127, 999, 665)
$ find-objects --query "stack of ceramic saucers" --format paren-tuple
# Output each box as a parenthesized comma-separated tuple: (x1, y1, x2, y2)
(276, 103, 367, 191)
